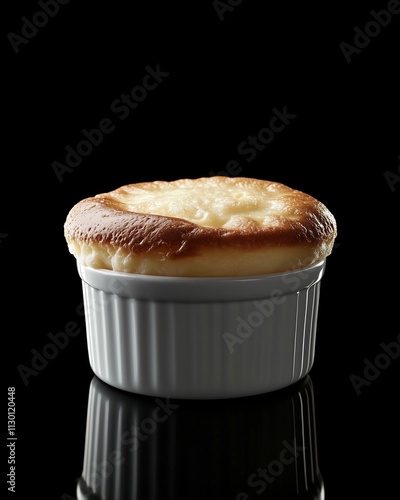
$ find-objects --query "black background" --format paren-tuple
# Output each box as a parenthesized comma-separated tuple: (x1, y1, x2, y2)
(3, 0, 399, 498)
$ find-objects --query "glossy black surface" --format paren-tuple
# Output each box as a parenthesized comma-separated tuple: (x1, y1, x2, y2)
(78, 376, 322, 499)
(3, 1, 399, 498)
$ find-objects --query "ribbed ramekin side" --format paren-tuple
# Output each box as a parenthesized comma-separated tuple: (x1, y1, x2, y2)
(81, 279, 322, 398)
(290, 282, 321, 383)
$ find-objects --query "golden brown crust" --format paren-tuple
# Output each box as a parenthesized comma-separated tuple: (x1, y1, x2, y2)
(64, 177, 337, 275)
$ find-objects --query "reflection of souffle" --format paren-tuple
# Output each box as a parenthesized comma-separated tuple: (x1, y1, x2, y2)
(64, 176, 337, 276)
(77, 375, 324, 500)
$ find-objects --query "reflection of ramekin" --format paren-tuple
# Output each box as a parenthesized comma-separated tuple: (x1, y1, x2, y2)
(77, 375, 324, 499)
(78, 259, 326, 399)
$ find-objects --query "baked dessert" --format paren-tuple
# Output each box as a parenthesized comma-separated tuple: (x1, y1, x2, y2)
(65, 176, 336, 397)
(64, 176, 337, 277)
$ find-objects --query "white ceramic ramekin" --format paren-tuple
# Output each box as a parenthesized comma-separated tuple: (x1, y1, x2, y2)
(77, 259, 326, 399)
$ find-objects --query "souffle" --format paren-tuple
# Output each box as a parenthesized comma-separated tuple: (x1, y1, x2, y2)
(64, 176, 337, 277)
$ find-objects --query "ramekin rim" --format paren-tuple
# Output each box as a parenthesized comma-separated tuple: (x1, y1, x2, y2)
(77, 259, 326, 283)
